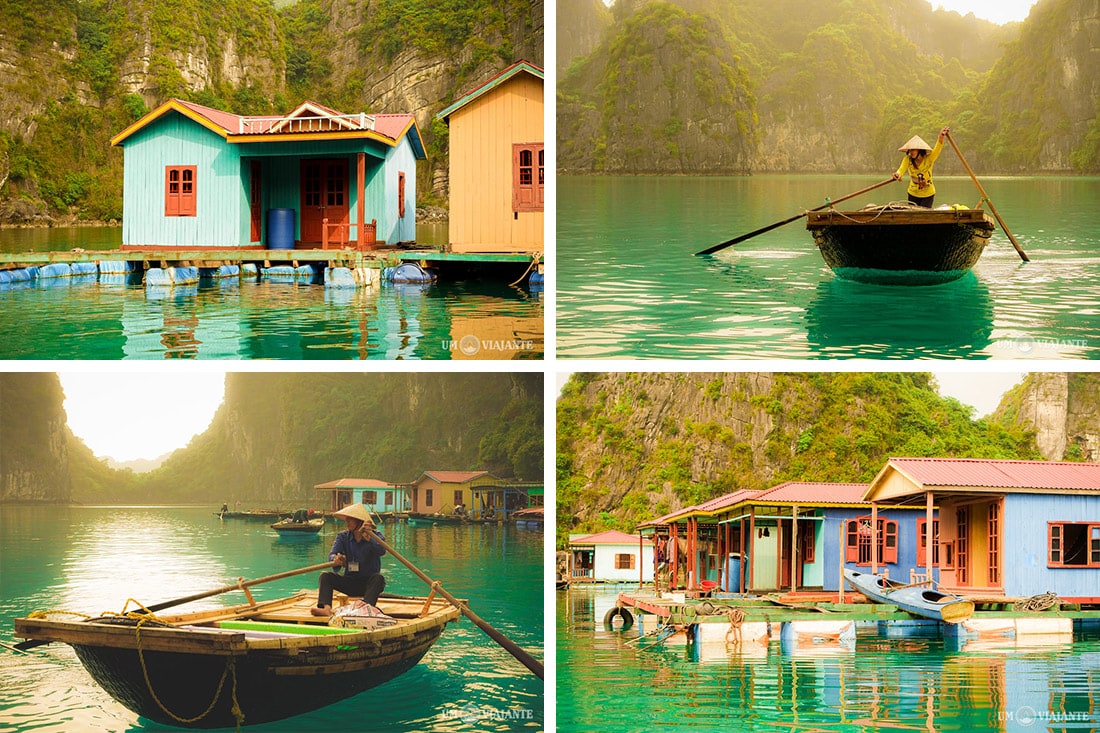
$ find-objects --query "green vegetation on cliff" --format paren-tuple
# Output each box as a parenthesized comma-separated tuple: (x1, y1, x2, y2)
(557, 373, 1041, 544)
(559, 0, 1098, 174)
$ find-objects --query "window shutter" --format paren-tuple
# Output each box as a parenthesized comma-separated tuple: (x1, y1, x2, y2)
(844, 520, 859, 563)
(165, 168, 180, 216)
(882, 520, 898, 564)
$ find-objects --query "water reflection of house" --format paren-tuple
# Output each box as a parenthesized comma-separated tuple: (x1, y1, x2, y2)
(865, 457, 1100, 603)
(569, 531, 654, 583)
(313, 477, 410, 517)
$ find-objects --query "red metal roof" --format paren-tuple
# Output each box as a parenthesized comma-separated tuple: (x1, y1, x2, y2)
(419, 471, 490, 484)
(314, 478, 394, 490)
(753, 482, 870, 504)
(889, 458, 1100, 490)
(570, 530, 652, 546)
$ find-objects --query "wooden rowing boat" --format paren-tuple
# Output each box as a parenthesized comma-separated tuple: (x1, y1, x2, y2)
(844, 569, 974, 624)
(14, 590, 460, 728)
(806, 203, 996, 285)
(270, 517, 325, 533)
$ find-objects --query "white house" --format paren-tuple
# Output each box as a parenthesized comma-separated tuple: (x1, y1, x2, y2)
(569, 530, 654, 582)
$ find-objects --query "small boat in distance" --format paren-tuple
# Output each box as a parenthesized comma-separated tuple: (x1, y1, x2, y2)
(270, 517, 325, 533)
(806, 202, 996, 285)
(844, 569, 974, 623)
(14, 590, 459, 728)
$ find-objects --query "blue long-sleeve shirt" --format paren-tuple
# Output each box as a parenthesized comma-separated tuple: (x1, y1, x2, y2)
(328, 529, 386, 578)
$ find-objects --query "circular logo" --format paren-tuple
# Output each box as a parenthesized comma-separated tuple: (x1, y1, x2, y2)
(1015, 337, 1035, 354)
(460, 704, 482, 724)
(458, 334, 481, 356)
(1016, 706, 1036, 726)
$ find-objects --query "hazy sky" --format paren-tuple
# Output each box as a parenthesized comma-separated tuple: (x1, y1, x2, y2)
(60, 371, 226, 462)
(932, 0, 1036, 25)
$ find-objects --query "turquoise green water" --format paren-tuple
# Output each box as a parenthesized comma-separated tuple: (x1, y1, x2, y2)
(557, 176, 1100, 359)
(0, 505, 543, 732)
(0, 224, 543, 360)
(557, 587, 1100, 732)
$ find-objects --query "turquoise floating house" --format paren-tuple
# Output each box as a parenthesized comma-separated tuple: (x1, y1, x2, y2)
(640, 482, 931, 595)
(110, 99, 425, 250)
(313, 477, 411, 517)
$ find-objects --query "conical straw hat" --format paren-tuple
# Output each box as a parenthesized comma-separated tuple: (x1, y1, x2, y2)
(898, 135, 932, 152)
(333, 503, 374, 526)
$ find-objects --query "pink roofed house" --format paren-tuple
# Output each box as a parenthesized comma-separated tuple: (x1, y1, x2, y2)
(569, 530, 654, 583)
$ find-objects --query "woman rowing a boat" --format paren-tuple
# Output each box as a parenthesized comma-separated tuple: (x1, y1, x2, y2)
(311, 503, 387, 617)
(892, 127, 949, 208)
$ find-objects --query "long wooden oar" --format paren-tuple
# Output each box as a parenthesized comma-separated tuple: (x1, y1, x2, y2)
(694, 177, 896, 256)
(944, 131, 1029, 263)
(368, 530, 544, 680)
(13, 560, 337, 651)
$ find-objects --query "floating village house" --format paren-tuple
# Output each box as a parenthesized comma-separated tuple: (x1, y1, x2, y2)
(864, 457, 1100, 604)
(313, 477, 410, 516)
(436, 60, 544, 254)
(569, 531, 655, 583)
(642, 482, 931, 596)
(110, 99, 424, 249)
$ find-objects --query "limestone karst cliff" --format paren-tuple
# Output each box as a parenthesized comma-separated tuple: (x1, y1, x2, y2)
(556, 372, 1098, 542)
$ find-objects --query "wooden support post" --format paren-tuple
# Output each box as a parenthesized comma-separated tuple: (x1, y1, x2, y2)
(926, 492, 935, 581)
(357, 153, 366, 250)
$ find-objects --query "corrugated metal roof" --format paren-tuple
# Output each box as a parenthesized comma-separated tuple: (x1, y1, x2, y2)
(436, 60, 544, 121)
(314, 478, 394, 490)
(890, 458, 1100, 490)
(570, 530, 652, 546)
(419, 470, 490, 484)
(754, 482, 869, 504)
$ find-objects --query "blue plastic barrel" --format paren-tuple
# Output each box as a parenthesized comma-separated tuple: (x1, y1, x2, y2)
(266, 208, 295, 250)
(727, 554, 742, 592)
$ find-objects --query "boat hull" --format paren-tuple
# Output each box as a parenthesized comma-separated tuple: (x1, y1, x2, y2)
(15, 592, 459, 728)
(270, 518, 324, 533)
(71, 626, 438, 728)
(844, 569, 973, 623)
(807, 206, 995, 285)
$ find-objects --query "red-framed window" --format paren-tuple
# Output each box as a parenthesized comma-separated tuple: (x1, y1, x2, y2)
(398, 172, 406, 219)
(614, 553, 636, 570)
(845, 517, 898, 565)
(453, 490, 463, 506)
(165, 165, 197, 216)
(988, 503, 1001, 585)
(1048, 522, 1100, 568)
(363, 491, 377, 504)
(957, 507, 969, 584)
(512, 143, 544, 213)
(916, 518, 940, 567)
(425, 489, 434, 506)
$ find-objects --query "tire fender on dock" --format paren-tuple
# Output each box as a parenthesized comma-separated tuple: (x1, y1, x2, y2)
(603, 605, 635, 629)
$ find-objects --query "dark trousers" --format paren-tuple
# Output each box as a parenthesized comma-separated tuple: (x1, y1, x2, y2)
(908, 192, 933, 208)
(317, 571, 386, 607)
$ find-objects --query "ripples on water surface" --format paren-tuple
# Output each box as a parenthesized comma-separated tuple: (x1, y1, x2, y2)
(557, 587, 1100, 732)
(557, 176, 1100, 359)
(0, 506, 543, 732)
(0, 225, 542, 360)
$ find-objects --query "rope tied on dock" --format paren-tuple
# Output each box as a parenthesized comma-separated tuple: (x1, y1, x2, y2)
(1013, 591, 1060, 613)
(725, 608, 745, 646)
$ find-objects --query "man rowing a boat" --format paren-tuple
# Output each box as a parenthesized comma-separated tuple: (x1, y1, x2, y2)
(892, 127, 950, 208)
(311, 503, 387, 617)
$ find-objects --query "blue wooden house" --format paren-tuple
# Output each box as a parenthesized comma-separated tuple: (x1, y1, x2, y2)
(313, 477, 410, 517)
(640, 482, 930, 595)
(866, 457, 1100, 604)
(110, 99, 425, 250)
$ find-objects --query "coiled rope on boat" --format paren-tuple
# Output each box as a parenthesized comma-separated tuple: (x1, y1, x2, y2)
(1013, 591, 1060, 613)
(29, 601, 245, 732)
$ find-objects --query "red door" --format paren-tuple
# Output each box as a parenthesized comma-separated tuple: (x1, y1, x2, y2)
(249, 162, 262, 243)
(300, 159, 348, 244)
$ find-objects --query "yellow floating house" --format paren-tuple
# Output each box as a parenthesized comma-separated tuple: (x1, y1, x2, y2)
(436, 61, 544, 254)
